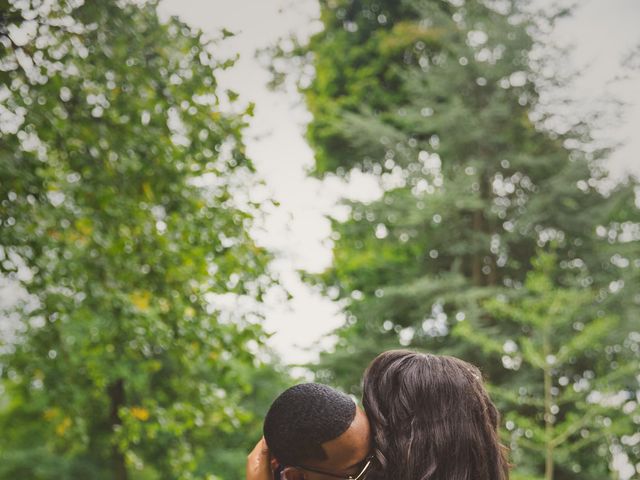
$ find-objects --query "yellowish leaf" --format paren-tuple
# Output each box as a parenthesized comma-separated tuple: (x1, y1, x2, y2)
(130, 407, 150, 421)
(130, 290, 151, 311)
(76, 218, 93, 236)
(142, 182, 153, 200)
(56, 417, 72, 436)
(43, 407, 60, 421)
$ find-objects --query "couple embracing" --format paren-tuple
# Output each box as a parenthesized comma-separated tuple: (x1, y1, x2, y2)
(247, 349, 509, 480)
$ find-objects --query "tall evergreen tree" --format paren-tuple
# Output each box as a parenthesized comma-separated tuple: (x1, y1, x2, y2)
(0, 1, 282, 478)
(280, 0, 640, 477)
(461, 251, 638, 480)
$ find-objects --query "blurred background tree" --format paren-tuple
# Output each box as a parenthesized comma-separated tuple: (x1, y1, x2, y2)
(0, 1, 288, 479)
(271, 0, 640, 478)
(461, 251, 638, 479)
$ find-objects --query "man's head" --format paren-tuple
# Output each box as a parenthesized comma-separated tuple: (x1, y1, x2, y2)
(264, 383, 372, 480)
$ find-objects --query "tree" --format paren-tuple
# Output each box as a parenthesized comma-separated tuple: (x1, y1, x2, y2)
(0, 1, 278, 478)
(279, 0, 640, 477)
(457, 251, 639, 479)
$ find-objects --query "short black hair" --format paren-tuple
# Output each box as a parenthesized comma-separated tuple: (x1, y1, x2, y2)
(263, 383, 356, 465)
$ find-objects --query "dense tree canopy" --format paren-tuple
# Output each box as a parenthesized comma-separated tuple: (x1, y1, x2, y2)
(0, 1, 285, 478)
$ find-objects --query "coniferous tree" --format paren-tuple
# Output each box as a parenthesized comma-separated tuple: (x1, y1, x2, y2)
(279, 0, 640, 477)
(461, 251, 639, 479)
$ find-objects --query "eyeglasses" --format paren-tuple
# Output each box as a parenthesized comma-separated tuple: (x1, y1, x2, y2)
(286, 454, 374, 480)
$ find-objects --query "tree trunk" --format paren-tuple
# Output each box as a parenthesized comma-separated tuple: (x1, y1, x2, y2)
(108, 378, 128, 480)
(472, 209, 484, 286)
(487, 253, 498, 286)
(472, 172, 499, 287)
(543, 332, 554, 480)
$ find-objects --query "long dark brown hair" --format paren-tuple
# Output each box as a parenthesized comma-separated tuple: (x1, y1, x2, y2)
(363, 350, 509, 480)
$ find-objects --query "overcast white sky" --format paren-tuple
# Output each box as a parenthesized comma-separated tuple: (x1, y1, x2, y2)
(158, 0, 640, 364)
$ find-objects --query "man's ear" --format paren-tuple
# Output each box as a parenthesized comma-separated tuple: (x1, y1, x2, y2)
(281, 467, 305, 480)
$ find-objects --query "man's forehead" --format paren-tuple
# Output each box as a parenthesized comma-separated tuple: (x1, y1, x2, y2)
(315, 407, 371, 469)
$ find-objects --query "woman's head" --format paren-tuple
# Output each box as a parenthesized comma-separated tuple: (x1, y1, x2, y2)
(363, 350, 509, 480)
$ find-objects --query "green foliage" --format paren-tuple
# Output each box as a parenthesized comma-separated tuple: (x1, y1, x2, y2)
(461, 252, 639, 479)
(0, 1, 284, 478)
(285, 0, 640, 478)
